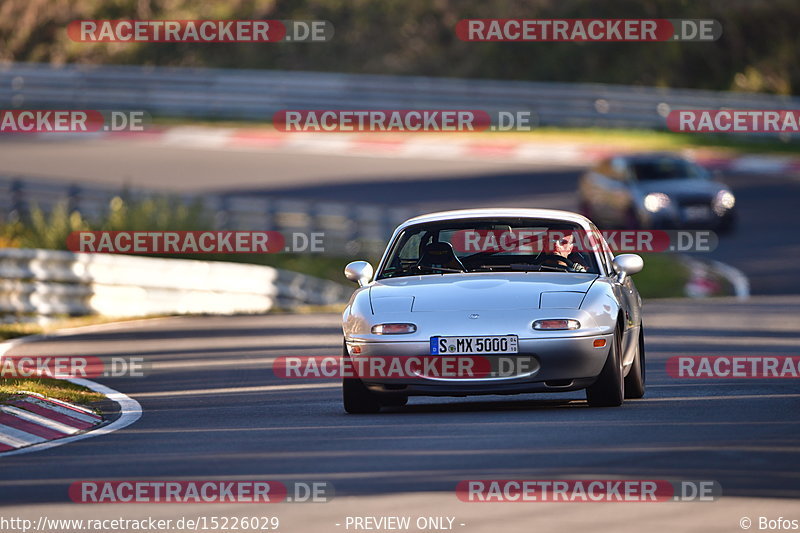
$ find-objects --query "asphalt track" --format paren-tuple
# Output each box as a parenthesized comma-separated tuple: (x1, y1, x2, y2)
(0, 137, 542, 192)
(0, 298, 799, 531)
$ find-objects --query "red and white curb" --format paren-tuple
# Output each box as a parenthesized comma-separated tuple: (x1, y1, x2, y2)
(0, 333, 142, 457)
(36, 125, 800, 176)
(0, 393, 102, 452)
(88, 126, 800, 176)
(681, 255, 750, 301)
(136, 127, 596, 165)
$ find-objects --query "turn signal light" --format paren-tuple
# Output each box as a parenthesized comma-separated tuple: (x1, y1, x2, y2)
(371, 323, 417, 334)
(593, 339, 607, 348)
(533, 319, 580, 330)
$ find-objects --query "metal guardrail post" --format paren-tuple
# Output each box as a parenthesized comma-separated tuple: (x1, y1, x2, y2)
(9, 178, 25, 222)
(67, 184, 81, 215)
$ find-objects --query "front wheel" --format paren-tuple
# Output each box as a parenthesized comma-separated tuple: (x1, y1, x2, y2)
(342, 342, 381, 414)
(624, 325, 646, 399)
(586, 326, 624, 407)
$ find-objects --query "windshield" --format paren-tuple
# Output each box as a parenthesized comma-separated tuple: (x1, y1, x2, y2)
(631, 158, 710, 181)
(378, 218, 601, 279)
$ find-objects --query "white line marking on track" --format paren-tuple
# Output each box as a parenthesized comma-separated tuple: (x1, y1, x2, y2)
(133, 382, 339, 398)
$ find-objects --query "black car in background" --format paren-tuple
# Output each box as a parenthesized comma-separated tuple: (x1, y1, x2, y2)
(578, 153, 736, 233)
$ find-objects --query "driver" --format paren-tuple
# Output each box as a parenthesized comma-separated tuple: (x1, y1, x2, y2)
(546, 231, 588, 272)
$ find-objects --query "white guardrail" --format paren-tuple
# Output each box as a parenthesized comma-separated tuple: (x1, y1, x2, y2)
(0, 248, 352, 322)
(0, 175, 417, 258)
(2, 62, 800, 131)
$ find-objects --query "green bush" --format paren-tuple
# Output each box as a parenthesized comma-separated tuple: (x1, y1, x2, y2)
(4, 196, 213, 250)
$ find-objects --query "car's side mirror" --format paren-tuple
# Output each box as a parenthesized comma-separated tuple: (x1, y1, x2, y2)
(612, 254, 644, 283)
(344, 261, 374, 287)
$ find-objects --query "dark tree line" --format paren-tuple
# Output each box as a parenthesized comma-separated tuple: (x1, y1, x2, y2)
(1, 0, 797, 94)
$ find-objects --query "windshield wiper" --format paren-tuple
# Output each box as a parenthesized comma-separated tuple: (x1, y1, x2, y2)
(470, 264, 571, 273)
(537, 263, 570, 272)
(466, 265, 495, 272)
(416, 265, 464, 274)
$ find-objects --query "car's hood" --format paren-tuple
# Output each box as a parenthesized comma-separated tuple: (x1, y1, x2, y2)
(634, 178, 725, 199)
(369, 273, 597, 312)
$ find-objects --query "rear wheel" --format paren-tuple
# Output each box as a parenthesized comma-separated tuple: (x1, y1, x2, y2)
(342, 342, 381, 414)
(586, 325, 624, 407)
(624, 325, 646, 399)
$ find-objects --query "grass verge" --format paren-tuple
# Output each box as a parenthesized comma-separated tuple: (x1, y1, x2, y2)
(635, 253, 690, 299)
(0, 379, 104, 406)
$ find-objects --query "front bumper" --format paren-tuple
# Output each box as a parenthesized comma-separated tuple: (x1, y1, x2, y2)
(345, 334, 613, 397)
(643, 205, 735, 230)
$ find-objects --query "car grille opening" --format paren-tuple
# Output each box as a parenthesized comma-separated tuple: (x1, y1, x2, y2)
(678, 196, 713, 208)
(545, 379, 574, 388)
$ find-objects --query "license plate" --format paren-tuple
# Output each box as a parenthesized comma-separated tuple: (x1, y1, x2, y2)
(683, 205, 711, 221)
(430, 335, 519, 355)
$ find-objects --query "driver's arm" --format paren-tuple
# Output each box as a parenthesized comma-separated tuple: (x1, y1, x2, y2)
(568, 252, 588, 272)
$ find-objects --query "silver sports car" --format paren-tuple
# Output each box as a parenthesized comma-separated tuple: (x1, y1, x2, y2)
(341, 208, 646, 413)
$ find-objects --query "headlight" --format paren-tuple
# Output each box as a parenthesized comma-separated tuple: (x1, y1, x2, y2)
(533, 319, 580, 330)
(371, 323, 417, 334)
(643, 192, 671, 213)
(713, 190, 735, 215)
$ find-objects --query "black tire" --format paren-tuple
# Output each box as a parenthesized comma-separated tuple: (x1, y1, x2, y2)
(624, 325, 646, 399)
(342, 342, 381, 414)
(381, 395, 409, 407)
(586, 325, 624, 407)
